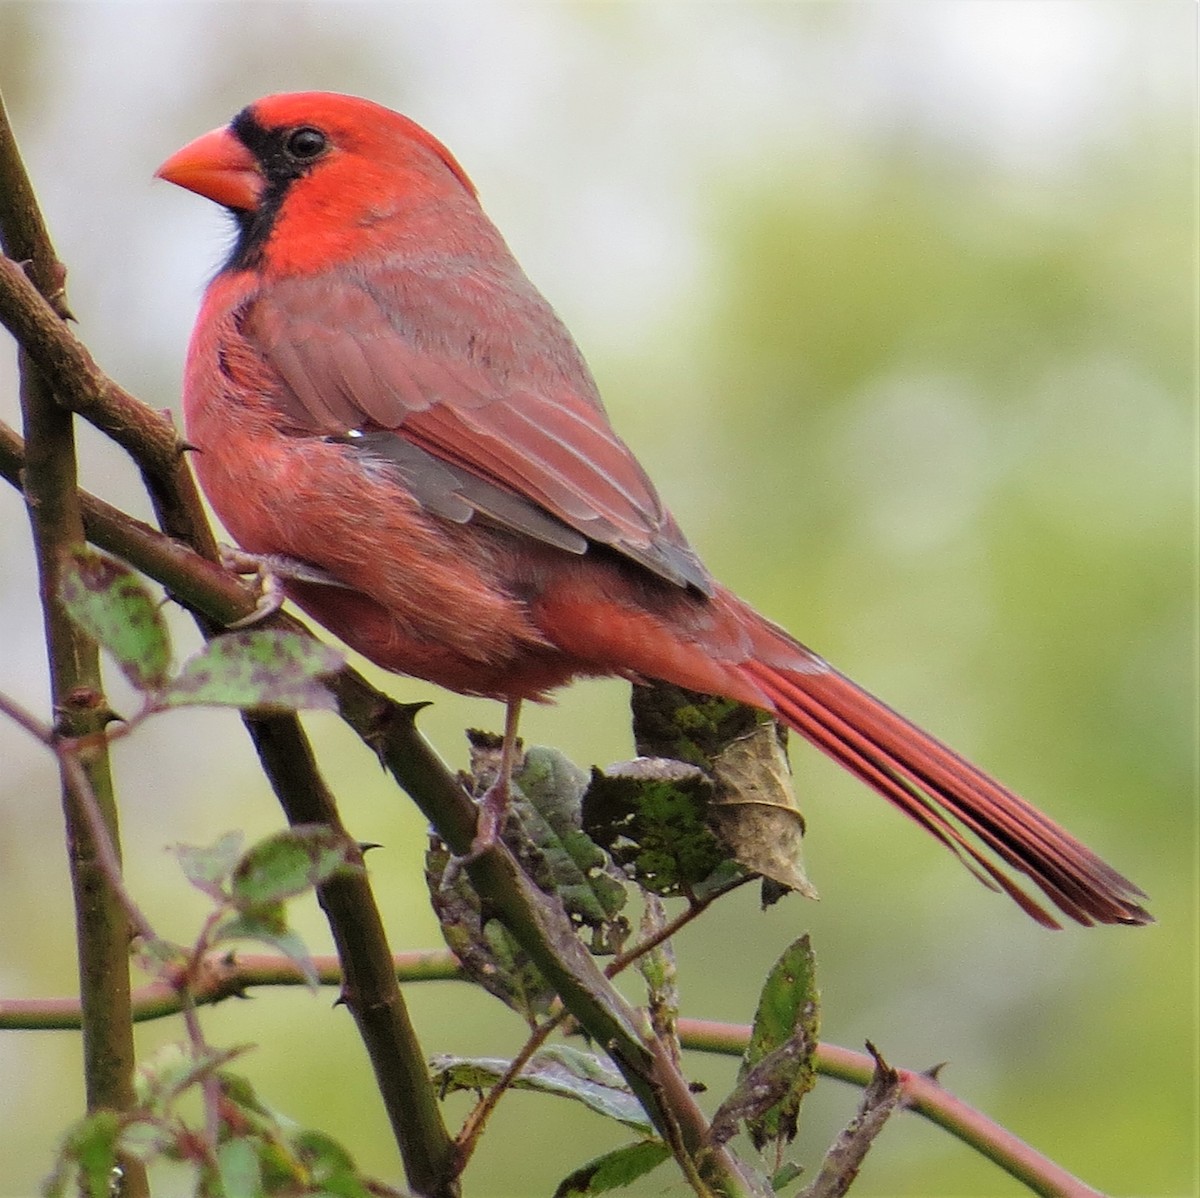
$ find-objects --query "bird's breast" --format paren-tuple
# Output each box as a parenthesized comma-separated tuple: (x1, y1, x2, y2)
(182, 322, 563, 694)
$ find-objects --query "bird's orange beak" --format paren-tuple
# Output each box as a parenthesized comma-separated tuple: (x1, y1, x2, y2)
(156, 126, 263, 211)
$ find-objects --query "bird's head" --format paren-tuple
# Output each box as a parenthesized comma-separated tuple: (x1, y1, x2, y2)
(157, 91, 480, 273)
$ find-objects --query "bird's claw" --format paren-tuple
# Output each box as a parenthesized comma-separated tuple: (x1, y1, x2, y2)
(221, 546, 356, 625)
(462, 781, 509, 863)
(221, 548, 356, 628)
(221, 549, 287, 629)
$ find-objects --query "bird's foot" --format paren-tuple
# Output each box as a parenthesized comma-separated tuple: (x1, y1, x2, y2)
(220, 547, 350, 628)
(466, 776, 510, 860)
(220, 547, 288, 628)
(460, 699, 524, 862)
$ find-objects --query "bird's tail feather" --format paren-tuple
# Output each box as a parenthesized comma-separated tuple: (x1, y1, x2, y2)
(741, 657, 1151, 928)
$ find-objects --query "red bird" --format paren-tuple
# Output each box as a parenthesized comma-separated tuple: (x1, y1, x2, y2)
(158, 92, 1148, 929)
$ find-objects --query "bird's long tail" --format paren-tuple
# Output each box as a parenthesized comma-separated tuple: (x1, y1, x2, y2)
(541, 576, 1149, 927)
(739, 653, 1150, 928)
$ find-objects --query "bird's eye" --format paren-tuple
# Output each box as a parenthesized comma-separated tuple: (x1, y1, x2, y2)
(285, 127, 327, 161)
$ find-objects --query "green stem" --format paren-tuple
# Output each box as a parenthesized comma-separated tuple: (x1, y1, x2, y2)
(678, 1020, 1105, 1198)
(336, 692, 763, 1198)
(0, 90, 148, 1198)
(0, 950, 462, 1028)
(0, 941, 1109, 1198)
(242, 713, 460, 1198)
(0, 240, 461, 1194)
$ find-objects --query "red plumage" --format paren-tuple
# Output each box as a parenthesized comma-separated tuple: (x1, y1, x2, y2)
(159, 92, 1149, 928)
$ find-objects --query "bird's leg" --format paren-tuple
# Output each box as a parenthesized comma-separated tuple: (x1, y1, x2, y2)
(219, 547, 351, 628)
(470, 697, 523, 856)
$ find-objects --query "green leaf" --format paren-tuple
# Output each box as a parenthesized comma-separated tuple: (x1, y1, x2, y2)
(291, 1130, 374, 1197)
(630, 682, 759, 767)
(713, 935, 820, 1151)
(426, 837, 555, 1024)
(582, 758, 729, 896)
(59, 545, 172, 691)
(291, 1128, 354, 1171)
(771, 1161, 805, 1191)
(214, 1073, 308, 1190)
(553, 1139, 671, 1197)
(118, 1117, 171, 1165)
(214, 828, 358, 991)
(136, 1042, 248, 1111)
(431, 1045, 653, 1133)
(230, 826, 356, 909)
(215, 911, 318, 989)
(55, 1110, 121, 1198)
(510, 745, 629, 941)
(174, 831, 244, 899)
(689, 857, 747, 903)
(745, 935, 820, 1069)
(215, 1138, 262, 1198)
(133, 935, 189, 974)
(217, 1071, 275, 1126)
(159, 630, 343, 712)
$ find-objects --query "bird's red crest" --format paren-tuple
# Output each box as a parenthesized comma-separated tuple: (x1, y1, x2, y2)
(248, 91, 477, 198)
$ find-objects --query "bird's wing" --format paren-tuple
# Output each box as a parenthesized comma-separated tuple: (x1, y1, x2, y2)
(238, 270, 713, 593)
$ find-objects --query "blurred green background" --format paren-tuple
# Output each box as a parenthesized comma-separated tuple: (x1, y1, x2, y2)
(0, 3, 1193, 1195)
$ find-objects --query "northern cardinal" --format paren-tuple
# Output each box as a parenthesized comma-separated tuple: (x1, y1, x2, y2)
(158, 92, 1148, 929)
